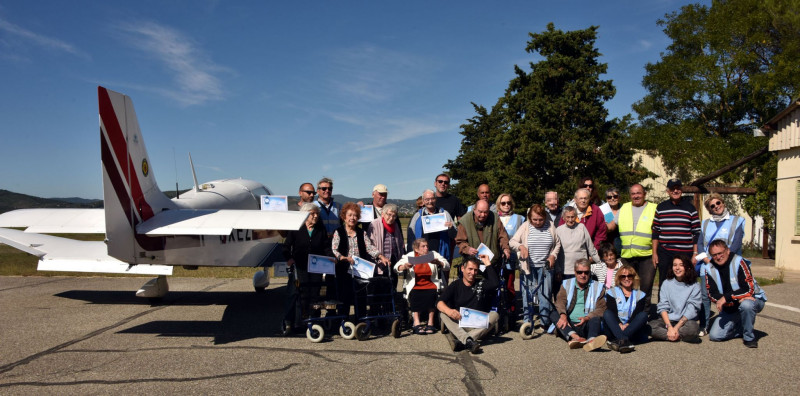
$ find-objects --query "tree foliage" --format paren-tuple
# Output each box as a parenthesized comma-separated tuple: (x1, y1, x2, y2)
(631, 0, 800, 224)
(445, 24, 648, 211)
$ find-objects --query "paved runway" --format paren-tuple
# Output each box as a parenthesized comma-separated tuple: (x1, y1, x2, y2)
(1, 275, 798, 394)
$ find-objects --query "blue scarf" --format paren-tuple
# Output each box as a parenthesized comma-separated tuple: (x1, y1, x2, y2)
(414, 207, 451, 260)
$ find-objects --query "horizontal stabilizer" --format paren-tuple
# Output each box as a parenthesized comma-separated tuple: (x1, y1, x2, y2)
(136, 209, 308, 236)
(0, 209, 105, 234)
(0, 228, 172, 276)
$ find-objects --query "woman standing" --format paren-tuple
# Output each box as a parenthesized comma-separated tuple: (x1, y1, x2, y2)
(603, 265, 649, 353)
(331, 202, 390, 318)
(599, 187, 621, 252)
(281, 203, 331, 333)
(510, 204, 559, 332)
(496, 193, 524, 321)
(649, 255, 702, 343)
(394, 238, 449, 334)
(560, 188, 607, 251)
(696, 194, 745, 336)
(367, 203, 405, 287)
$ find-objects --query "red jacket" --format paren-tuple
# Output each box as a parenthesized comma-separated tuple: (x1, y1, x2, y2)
(559, 204, 607, 251)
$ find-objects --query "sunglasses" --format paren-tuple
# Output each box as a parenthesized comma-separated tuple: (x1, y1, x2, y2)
(708, 201, 723, 209)
(301, 190, 315, 194)
(582, 183, 594, 188)
(606, 194, 619, 199)
(436, 179, 450, 185)
(499, 201, 511, 205)
(318, 187, 332, 191)
(575, 270, 590, 275)
(619, 274, 635, 279)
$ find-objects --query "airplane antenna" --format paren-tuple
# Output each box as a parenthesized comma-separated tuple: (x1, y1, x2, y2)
(173, 147, 179, 199)
(189, 152, 200, 192)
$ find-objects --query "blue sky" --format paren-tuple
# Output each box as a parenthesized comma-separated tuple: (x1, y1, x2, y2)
(0, 0, 708, 201)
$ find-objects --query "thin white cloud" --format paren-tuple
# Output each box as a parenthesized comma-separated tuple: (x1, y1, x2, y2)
(638, 39, 653, 51)
(329, 112, 453, 153)
(0, 17, 86, 57)
(116, 21, 228, 106)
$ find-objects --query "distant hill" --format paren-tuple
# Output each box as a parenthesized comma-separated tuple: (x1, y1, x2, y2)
(0, 189, 103, 214)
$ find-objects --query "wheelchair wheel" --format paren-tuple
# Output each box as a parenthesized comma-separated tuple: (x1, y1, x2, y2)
(519, 322, 534, 340)
(306, 324, 325, 343)
(355, 322, 371, 341)
(340, 322, 356, 340)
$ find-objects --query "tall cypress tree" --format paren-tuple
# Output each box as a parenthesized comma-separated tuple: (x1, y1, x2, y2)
(446, 23, 645, 209)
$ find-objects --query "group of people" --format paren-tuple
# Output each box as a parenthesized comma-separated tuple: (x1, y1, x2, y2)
(281, 175, 767, 353)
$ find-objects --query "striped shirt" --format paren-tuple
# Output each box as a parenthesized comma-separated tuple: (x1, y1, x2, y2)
(527, 225, 554, 267)
(652, 198, 700, 252)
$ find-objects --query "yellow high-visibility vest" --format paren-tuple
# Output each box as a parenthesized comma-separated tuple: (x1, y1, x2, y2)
(618, 202, 657, 258)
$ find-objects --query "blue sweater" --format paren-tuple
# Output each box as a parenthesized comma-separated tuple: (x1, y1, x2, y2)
(657, 279, 701, 321)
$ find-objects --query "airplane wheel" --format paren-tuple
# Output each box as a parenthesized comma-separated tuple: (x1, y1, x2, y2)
(355, 322, 370, 341)
(340, 322, 356, 340)
(307, 324, 325, 343)
(520, 322, 534, 340)
(390, 319, 401, 338)
(254, 287, 266, 293)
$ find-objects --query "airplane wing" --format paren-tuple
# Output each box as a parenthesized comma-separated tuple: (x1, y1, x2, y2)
(135, 209, 308, 236)
(0, 209, 105, 233)
(0, 228, 172, 275)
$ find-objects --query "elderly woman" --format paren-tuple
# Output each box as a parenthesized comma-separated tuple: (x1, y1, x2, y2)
(599, 187, 621, 252)
(496, 193, 524, 319)
(510, 204, 559, 333)
(554, 206, 601, 278)
(696, 193, 745, 336)
(560, 188, 607, 251)
(394, 238, 449, 334)
(281, 203, 331, 333)
(649, 255, 702, 343)
(367, 203, 405, 276)
(603, 265, 649, 353)
(331, 202, 391, 318)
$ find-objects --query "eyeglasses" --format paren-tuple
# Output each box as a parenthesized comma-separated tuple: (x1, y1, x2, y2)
(575, 270, 590, 275)
(619, 274, 635, 279)
(582, 184, 594, 188)
(710, 250, 726, 258)
(301, 190, 315, 194)
(709, 201, 723, 209)
(606, 194, 619, 199)
(318, 187, 331, 192)
(499, 201, 511, 205)
(436, 179, 450, 185)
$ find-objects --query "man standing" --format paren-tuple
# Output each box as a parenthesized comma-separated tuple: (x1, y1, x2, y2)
(313, 177, 341, 236)
(437, 255, 500, 353)
(618, 184, 658, 312)
(368, 184, 388, 219)
(545, 191, 562, 228)
(434, 173, 467, 222)
(550, 259, 607, 351)
(455, 200, 511, 267)
(407, 189, 455, 260)
(467, 184, 498, 213)
(293, 182, 316, 210)
(706, 240, 767, 348)
(652, 178, 700, 289)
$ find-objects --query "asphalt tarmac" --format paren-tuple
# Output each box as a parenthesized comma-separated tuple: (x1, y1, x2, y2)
(1, 273, 798, 395)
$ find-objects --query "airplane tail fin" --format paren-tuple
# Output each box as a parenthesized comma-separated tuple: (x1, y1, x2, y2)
(98, 86, 174, 262)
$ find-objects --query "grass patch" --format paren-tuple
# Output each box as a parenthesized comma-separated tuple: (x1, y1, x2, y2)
(756, 270, 784, 286)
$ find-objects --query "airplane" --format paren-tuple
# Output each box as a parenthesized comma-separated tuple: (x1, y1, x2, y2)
(0, 86, 307, 299)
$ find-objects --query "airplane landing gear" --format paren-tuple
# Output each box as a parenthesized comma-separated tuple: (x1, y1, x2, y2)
(253, 268, 270, 292)
(136, 275, 169, 299)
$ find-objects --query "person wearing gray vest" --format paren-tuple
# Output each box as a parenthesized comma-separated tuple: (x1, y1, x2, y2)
(696, 193, 745, 336)
(706, 240, 767, 348)
(455, 199, 511, 268)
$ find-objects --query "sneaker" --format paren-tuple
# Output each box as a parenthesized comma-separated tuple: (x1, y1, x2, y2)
(568, 336, 586, 349)
(607, 339, 620, 352)
(618, 339, 635, 353)
(465, 337, 481, 354)
(583, 335, 607, 351)
(744, 339, 758, 348)
(698, 329, 708, 337)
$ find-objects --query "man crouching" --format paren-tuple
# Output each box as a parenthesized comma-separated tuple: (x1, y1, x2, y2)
(437, 255, 499, 353)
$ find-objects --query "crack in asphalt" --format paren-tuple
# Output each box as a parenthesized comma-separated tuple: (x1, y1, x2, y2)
(0, 280, 231, 376)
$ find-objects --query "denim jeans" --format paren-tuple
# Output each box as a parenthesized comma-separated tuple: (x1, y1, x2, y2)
(709, 298, 765, 342)
(520, 266, 553, 328)
(548, 311, 602, 340)
(603, 310, 650, 343)
(699, 273, 711, 330)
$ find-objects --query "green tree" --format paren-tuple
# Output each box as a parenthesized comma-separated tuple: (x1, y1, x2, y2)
(631, 0, 800, 224)
(445, 23, 648, 210)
